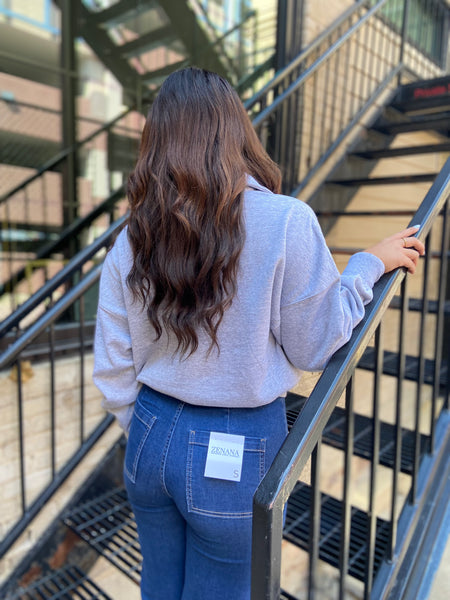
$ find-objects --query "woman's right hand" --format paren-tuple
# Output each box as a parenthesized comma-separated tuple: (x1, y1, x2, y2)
(365, 225, 425, 275)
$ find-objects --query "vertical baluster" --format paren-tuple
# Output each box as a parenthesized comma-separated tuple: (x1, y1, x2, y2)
(437, 0, 446, 67)
(399, 0, 411, 75)
(24, 187, 30, 230)
(79, 293, 85, 443)
(308, 441, 321, 600)
(445, 340, 450, 412)
(390, 0, 401, 72)
(412, 233, 430, 502)
(328, 41, 340, 147)
(16, 358, 26, 515)
(367, 14, 378, 97)
(423, 0, 433, 61)
(257, 95, 268, 151)
(49, 304, 56, 479)
(340, 37, 351, 134)
(6, 194, 14, 311)
(284, 92, 296, 193)
(430, 203, 450, 451)
(351, 25, 362, 118)
(358, 19, 370, 111)
(42, 174, 48, 232)
(318, 58, 331, 158)
(339, 378, 354, 599)
(365, 323, 383, 599)
(388, 276, 408, 559)
(307, 66, 318, 172)
(376, 10, 385, 85)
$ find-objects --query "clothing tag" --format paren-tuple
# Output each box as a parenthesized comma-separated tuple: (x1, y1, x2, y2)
(204, 431, 245, 482)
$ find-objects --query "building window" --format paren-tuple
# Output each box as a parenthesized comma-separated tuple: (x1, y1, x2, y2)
(368, 0, 449, 67)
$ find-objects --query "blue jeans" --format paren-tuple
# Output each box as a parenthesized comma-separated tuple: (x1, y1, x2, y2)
(123, 385, 288, 600)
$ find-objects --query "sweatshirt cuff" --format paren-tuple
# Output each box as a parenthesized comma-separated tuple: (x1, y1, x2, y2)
(345, 252, 385, 288)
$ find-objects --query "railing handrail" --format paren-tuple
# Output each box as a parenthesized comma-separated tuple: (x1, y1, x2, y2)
(244, 0, 387, 112)
(0, 184, 126, 298)
(0, 262, 104, 370)
(0, 214, 127, 338)
(251, 156, 450, 598)
(0, 105, 135, 206)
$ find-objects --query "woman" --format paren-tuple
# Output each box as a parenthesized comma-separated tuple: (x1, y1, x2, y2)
(93, 67, 424, 600)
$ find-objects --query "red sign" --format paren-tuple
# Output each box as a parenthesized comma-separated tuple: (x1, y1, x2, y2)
(413, 83, 450, 99)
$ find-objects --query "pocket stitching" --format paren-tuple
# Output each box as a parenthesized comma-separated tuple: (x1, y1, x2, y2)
(186, 430, 265, 518)
(124, 414, 157, 484)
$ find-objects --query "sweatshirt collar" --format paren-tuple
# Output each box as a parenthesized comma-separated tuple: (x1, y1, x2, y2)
(246, 174, 271, 193)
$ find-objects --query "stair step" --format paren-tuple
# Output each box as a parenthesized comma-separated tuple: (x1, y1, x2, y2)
(327, 173, 437, 186)
(358, 348, 447, 388)
(389, 296, 450, 315)
(284, 482, 390, 582)
(89, 0, 153, 28)
(373, 113, 450, 135)
(392, 75, 450, 114)
(63, 488, 141, 584)
(119, 26, 177, 58)
(9, 564, 113, 599)
(141, 59, 190, 84)
(65, 481, 389, 589)
(0, 129, 60, 170)
(285, 392, 428, 475)
(352, 141, 450, 160)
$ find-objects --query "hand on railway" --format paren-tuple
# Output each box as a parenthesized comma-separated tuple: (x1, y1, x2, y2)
(365, 225, 425, 275)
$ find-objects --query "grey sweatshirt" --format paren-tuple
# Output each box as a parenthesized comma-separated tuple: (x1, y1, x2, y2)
(93, 176, 385, 432)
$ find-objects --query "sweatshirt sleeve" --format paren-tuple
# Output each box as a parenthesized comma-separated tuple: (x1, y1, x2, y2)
(93, 248, 139, 433)
(279, 205, 385, 371)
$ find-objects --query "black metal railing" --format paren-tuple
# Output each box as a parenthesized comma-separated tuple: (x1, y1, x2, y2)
(0, 1, 279, 312)
(244, 0, 448, 196)
(0, 106, 141, 313)
(1, 0, 448, 582)
(251, 157, 450, 599)
(369, 0, 450, 69)
(0, 216, 126, 558)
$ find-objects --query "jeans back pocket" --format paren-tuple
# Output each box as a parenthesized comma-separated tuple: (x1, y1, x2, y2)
(124, 401, 157, 484)
(186, 430, 266, 519)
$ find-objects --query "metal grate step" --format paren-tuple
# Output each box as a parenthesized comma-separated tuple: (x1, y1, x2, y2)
(285, 392, 428, 475)
(327, 173, 437, 186)
(358, 347, 447, 388)
(63, 488, 141, 584)
(373, 112, 450, 134)
(9, 565, 113, 600)
(65, 479, 390, 590)
(389, 296, 450, 315)
(352, 141, 450, 160)
(284, 482, 390, 582)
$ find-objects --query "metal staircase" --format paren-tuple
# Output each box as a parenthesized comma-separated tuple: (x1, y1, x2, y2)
(0, 0, 274, 314)
(71, 0, 245, 94)
(1, 1, 449, 599)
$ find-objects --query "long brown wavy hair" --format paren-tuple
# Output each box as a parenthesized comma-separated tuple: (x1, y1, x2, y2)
(127, 67, 281, 357)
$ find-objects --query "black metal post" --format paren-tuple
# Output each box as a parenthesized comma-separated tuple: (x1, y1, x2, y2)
(412, 237, 430, 502)
(398, 0, 411, 85)
(365, 323, 383, 599)
(389, 276, 408, 559)
(308, 442, 321, 600)
(339, 378, 354, 599)
(273, 0, 304, 191)
(251, 498, 284, 600)
(430, 203, 450, 451)
(60, 0, 78, 252)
